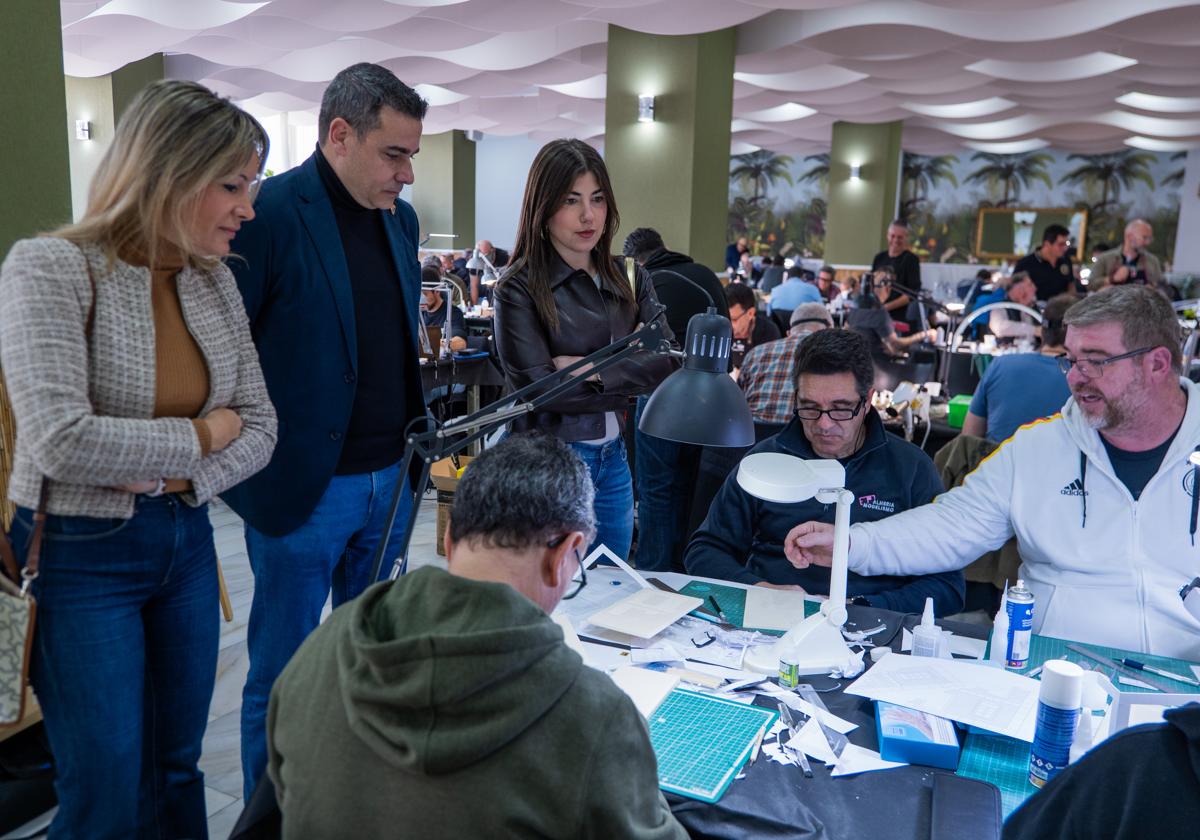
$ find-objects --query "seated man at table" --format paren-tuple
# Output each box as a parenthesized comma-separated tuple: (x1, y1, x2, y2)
(267, 433, 687, 839)
(685, 329, 964, 615)
(739, 302, 833, 427)
(847, 267, 936, 363)
(988, 271, 1041, 343)
(962, 293, 1074, 443)
(1002, 701, 1200, 840)
(727, 281, 781, 371)
(421, 266, 487, 353)
(786, 286, 1200, 660)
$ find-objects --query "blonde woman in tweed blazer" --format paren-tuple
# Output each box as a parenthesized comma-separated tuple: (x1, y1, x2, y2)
(0, 81, 276, 838)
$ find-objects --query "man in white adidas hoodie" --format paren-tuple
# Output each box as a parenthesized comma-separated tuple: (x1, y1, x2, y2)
(786, 285, 1200, 660)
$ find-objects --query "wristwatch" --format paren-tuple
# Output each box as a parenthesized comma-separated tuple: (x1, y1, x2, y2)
(848, 596, 872, 607)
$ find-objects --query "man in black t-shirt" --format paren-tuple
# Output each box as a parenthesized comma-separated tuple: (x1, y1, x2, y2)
(871, 219, 922, 329)
(1015, 223, 1074, 301)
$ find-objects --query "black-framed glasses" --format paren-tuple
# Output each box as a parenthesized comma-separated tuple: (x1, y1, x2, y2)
(1056, 346, 1156, 378)
(548, 534, 587, 600)
(795, 398, 865, 422)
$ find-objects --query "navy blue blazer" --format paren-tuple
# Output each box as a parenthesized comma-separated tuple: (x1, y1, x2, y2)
(222, 152, 427, 537)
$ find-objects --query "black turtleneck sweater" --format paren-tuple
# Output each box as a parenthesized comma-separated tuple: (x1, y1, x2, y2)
(315, 147, 413, 475)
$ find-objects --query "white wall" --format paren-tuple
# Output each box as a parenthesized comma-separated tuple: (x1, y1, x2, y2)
(1175, 149, 1200, 274)
(64, 75, 116, 221)
(473, 133, 543, 252)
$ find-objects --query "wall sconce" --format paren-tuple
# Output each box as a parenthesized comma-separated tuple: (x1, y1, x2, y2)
(75, 119, 93, 141)
(849, 163, 861, 180)
(638, 94, 655, 123)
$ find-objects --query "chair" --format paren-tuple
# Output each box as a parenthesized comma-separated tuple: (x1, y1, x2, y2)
(769, 307, 793, 336)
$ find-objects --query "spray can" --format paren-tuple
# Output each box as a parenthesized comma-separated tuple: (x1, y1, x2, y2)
(1029, 660, 1083, 788)
(1005, 580, 1035, 670)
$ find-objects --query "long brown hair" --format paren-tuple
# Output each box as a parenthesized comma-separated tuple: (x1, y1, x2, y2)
(53, 79, 268, 271)
(500, 139, 632, 332)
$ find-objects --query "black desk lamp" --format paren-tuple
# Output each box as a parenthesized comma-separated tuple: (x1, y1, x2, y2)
(369, 301, 755, 581)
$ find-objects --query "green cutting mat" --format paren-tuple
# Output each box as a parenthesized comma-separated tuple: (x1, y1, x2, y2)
(648, 688, 778, 803)
(677, 580, 819, 635)
(959, 632, 1200, 816)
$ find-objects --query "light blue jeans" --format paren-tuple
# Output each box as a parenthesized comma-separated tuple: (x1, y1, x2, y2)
(568, 437, 634, 561)
(239, 462, 412, 800)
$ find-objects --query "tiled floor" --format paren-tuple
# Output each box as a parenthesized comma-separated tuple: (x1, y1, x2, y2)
(201, 496, 446, 838)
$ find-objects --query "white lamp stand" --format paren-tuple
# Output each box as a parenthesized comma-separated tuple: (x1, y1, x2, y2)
(737, 453, 855, 675)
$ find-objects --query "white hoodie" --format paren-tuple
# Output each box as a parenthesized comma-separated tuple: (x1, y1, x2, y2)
(850, 378, 1200, 660)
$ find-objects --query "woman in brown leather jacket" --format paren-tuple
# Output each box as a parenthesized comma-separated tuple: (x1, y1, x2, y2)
(493, 139, 674, 560)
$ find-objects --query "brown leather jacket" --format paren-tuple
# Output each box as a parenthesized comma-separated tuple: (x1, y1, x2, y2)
(493, 254, 676, 441)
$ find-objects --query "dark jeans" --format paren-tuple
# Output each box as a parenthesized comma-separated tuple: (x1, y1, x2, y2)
(633, 396, 700, 572)
(240, 461, 412, 801)
(567, 437, 634, 561)
(12, 495, 218, 840)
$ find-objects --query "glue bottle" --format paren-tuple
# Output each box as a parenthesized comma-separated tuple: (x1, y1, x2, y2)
(911, 597, 941, 658)
(989, 587, 1010, 667)
(1028, 660, 1083, 788)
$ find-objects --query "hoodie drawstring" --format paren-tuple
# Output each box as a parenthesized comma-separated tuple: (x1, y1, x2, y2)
(1190, 446, 1200, 547)
(1079, 450, 1088, 529)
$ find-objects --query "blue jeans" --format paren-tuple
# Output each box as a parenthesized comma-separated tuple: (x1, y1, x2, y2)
(633, 396, 701, 572)
(568, 437, 634, 561)
(12, 495, 217, 840)
(240, 462, 412, 800)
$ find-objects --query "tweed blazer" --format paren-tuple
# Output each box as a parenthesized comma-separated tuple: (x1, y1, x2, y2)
(0, 237, 277, 518)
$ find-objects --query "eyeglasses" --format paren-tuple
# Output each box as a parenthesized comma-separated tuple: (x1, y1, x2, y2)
(1056, 346, 1156, 378)
(730, 307, 754, 322)
(548, 534, 588, 600)
(795, 398, 865, 422)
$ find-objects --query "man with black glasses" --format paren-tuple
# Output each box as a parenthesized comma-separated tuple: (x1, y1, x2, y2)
(267, 433, 687, 839)
(787, 286, 1200, 661)
(685, 330, 964, 615)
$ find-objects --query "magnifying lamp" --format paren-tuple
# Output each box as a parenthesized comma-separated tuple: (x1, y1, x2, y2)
(738, 452, 855, 675)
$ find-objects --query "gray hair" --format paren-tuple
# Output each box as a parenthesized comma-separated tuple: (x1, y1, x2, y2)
(448, 433, 596, 551)
(1064, 285, 1182, 372)
(1125, 218, 1151, 235)
(789, 302, 833, 335)
(319, 63, 428, 142)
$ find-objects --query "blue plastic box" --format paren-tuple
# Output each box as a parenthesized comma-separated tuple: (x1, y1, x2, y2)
(875, 701, 961, 770)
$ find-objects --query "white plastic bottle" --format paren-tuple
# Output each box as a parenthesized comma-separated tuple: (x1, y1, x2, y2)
(911, 597, 941, 658)
(989, 587, 1010, 667)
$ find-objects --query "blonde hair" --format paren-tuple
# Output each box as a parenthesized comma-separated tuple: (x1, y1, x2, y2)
(53, 79, 268, 271)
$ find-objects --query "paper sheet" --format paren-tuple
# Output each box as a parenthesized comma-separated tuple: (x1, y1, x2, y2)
(846, 654, 1040, 742)
(1191, 665, 1200, 682)
(787, 718, 839, 765)
(631, 643, 686, 664)
(578, 641, 631, 672)
(830, 744, 907, 777)
(587, 588, 704, 640)
(743, 587, 809, 632)
(609, 666, 678, 718)
(1118, 675, 1157, 691)
(948, 635, 988, 659)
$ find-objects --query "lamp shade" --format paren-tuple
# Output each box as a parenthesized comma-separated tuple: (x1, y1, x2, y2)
(736, 453, 846, 503)
(465, 250, 486, 270)
(638, 310, 755, 447)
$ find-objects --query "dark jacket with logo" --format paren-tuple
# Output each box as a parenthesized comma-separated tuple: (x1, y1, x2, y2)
(684, 412, 964, 615)
(493, 254, 676, 441)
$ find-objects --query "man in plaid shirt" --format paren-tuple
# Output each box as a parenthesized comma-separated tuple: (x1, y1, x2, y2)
(740, 303, 833, 425)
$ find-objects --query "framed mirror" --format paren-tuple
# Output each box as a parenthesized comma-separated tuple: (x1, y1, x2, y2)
(975, 207, 1087, 260)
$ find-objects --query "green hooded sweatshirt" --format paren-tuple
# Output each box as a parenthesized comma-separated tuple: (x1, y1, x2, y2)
(267, 566, 687, 839)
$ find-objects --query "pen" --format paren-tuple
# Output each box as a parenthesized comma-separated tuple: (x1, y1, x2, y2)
(1120, 658, 1200, 687)
(708, 595, 731, 623)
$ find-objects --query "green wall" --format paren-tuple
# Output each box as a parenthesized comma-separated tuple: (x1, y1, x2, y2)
(824, 121, 903, 265)
(1, 0, 71, 256)
(111, 53, 165, 123)
(604, 26, 734, 271)
(411, 130, 476, 249)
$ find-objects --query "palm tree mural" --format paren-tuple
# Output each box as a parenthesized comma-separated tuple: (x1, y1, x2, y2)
(730, 149, 794, 205)
(901, 153, 958, 216)
(1163, 151, 1187, 189)
(797, 153, 830, 188)
(965, 152, 1053, 206)
(1060, 150, 1156, 211)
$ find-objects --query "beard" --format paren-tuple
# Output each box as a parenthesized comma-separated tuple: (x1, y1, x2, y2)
(1073, 377, 1146, 431)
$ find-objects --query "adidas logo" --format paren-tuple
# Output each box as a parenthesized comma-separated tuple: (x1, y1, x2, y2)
(1060, 479, 1088, 497)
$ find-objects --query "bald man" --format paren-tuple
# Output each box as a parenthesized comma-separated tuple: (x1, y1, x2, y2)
(1091, 219, 1163, 292)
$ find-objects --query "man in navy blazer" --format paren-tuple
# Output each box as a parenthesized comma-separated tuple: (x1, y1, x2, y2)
(224, 63, 429, 799)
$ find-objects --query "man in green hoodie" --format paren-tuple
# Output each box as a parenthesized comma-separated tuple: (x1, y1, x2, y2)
(267, 433, 687, 839)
